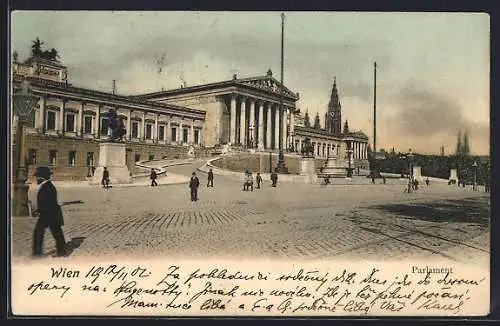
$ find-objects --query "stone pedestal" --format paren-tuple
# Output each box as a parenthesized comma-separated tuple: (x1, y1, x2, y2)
(412, 166, 424, 182)
(449, 168, 458, 183)
(12, 183, 30, 216)
(299, 157, 316, 176)
(90, 142, 132, 185)
(299, 157, 316, 183)
(322, 155, 348, 178)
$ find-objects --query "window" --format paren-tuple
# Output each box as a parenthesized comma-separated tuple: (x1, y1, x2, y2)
(132, 122, 139, 138)
(86, 152, 94, 166)
(27, 148, 37, 165)
(148, 154, 154, 161)
(182, 128, 188, 143)
(100, 117, 109, 135)
(134, 154, 141, 162)
(46, 111, 56, 130)
(84, 116, 93, 134)
(68, 151, 76, 167)
(194, 130, 200, 144)
(171, 127, 177, 142)
(145, 124, 152, 139)
(49, 150, 57, 166)
(65, 113, 75, 132)
(158, 126, 165, 140)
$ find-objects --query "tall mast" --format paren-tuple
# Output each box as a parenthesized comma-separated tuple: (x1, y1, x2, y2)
(373, 62, 377, 155)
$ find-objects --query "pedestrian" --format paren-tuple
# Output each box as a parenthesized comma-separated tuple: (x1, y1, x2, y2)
(189, 172, 200, 201)
(32, 166, 67, 257)
(150, 168, 158, 187)
(256, 173, 263, 189)
(371, 176, 375, 184)
(425, 178, 430, 186)
(102, 167, 110, 188)
(243, 170, 250, 191)
(271, 171, 278, 187)
(246, 172, 254, 191)
(207, 168, 214, 187)
(382, 176, 386, 184)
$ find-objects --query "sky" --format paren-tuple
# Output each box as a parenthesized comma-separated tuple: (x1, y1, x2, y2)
(11, 11, 490, 155)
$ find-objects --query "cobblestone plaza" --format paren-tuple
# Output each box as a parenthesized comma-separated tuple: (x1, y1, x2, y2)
(11, 162, 490, 265)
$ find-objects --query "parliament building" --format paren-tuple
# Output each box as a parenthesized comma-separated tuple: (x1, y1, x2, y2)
(12, 51, 369, 181)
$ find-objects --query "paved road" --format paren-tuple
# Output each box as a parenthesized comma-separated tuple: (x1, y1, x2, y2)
(12, 161, 490, 265)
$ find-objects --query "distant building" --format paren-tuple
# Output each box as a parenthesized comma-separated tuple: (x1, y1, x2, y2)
(293, 78, 369, 169)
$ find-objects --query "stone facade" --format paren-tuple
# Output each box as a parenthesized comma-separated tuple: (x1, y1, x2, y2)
(134, 69, 300, 150)
(13, 56, 207, 181)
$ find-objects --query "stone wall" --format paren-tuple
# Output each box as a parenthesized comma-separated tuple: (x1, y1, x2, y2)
(21, 133, 209, 181)
(210, 153, 327, 175)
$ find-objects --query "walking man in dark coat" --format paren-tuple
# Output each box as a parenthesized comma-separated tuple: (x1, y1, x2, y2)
(189, 172, 200, 201)
(32, 166, 67, 257)
(256, 173, 263, 189)
(270, 171, 278, 187)
(102, 167, 110, 188)
(207, 168, 214, 187)
(150, 168, 158, 187)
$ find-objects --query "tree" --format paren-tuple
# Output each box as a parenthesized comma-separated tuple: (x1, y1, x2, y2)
(304, 110, 311, 128)
(313, 112, 321, 129)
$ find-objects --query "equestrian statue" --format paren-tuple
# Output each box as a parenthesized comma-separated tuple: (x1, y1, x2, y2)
(105, 109, 126, 141)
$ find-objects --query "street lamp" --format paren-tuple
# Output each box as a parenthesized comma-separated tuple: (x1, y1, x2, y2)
(12, 80, 39, 216)
(249, 124, 254, 148)
(472, 161, 478, 191)
(407, 148, 414, 193)
(347, 141, 354, 178)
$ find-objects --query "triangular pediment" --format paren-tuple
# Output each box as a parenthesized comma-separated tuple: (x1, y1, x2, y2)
(237, 76, 298, 100)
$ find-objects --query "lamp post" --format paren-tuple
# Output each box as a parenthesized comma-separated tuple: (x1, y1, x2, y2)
(12, 80, 39, 216)
(347, 141, 354, 178)
(249, 124, 254, 149)
(472, 161, 478, 191)
(407, 148, 414, 193)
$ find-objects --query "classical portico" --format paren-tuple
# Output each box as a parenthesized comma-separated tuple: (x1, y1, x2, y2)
(135, 69, 300, 150)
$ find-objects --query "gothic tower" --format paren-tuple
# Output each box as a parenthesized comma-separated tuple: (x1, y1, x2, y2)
(325, 77, 342, 135)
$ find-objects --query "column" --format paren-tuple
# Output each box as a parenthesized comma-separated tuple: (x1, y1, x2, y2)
(77, 103, 84, 136)
(258, 101, 264, 149)
(141, 112, 146, 141)
(95, 105, 101, 138)
(249, 99, 255, 147)
(58, 99, 65, 134)
(154, 113, 159, 141)
(274, 106, 279, 150)
(290, 109, 295, 150)
(266, 103, 272, 149)
(38, 96, 46, 132)
(190, 120, 195, 145)
(126, 110, 132, 140)
(167, 117, 172, 144)
(230, 95, 236, 145)
(240, 98, 246, 146)
(179, 120, 183, 144)
(200, 126, 204, 146)
(282, 108, 288, 151)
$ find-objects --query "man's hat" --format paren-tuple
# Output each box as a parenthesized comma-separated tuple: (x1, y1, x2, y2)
(34, 166, 52, 179)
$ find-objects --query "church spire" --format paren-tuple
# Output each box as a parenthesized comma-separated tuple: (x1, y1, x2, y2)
(325, 76, 342, 134)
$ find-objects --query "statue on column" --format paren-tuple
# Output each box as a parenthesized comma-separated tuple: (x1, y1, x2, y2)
(301, 138, 314, 158)
(105, 109, 126, 141)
